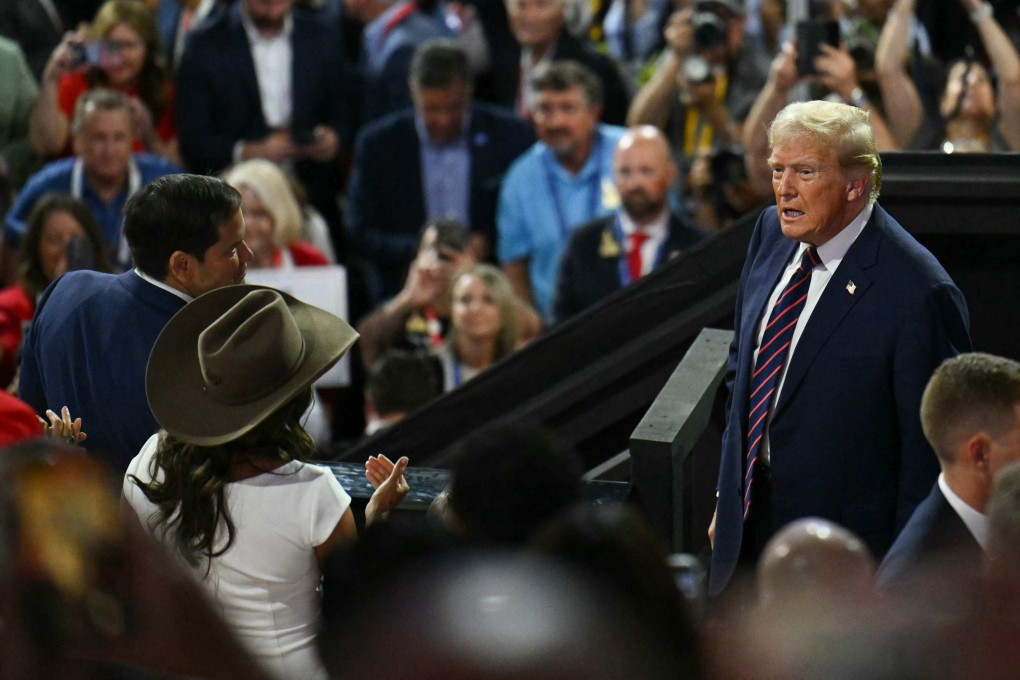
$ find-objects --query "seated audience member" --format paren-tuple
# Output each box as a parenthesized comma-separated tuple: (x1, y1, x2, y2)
(531, 504, 703, 678)
(5, 89, 178, 274)
(758, 518, 876, 611)
(356, 219, 474, 370)
(347, 39, 533, 304)
(364, 350, 442, 435)
(0, 195, 110, 389)
(445, 424, 583, 544)
(876, 353, 1020, 591)
(553, 125, 703, 324)
(741, 39, 897, 196)
(708, 518, 883, 680)
(18, 174, 252, 473)
(493, 0, 630, 124)
(358, 219, 539, 372)
(627, 1, 769, 173)
(875, 0, 1020, 151)
(29, 0, 180, 165)
(434, 264, 522, 392)
(223, 159, 330, 269)
(0, 38, 39, 192)
(497, 61, 626, 322)
(124, 284, 409, 679)
(175, 0, 350, 230)
(0, 440, 277, 680)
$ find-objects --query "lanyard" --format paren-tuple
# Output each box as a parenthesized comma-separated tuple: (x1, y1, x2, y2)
(612, 213, 667, 286)
(541, 135, 604, 240)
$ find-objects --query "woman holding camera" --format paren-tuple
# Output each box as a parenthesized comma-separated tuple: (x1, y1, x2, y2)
(28, 0, 179, 164)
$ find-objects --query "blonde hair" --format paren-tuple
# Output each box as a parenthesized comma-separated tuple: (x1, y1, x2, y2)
(449, 264, 522, 360)
(223, 160, 303, 247)
(768, 100, 882, 203)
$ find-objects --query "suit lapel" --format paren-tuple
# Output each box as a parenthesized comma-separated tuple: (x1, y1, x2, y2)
(401, 117, 426, 217)
(773, 208, 884, 417)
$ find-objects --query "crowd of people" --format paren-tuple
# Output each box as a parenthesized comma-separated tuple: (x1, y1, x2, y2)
(1, 0, 1020, 677)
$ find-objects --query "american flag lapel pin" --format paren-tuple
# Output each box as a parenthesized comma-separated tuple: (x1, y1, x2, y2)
(846, 280, 857, 295)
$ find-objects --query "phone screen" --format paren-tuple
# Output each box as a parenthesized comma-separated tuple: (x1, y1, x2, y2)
(796, 20, 840, 76)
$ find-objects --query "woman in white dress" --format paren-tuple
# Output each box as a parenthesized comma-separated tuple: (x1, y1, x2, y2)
(123, 284, 407, 679)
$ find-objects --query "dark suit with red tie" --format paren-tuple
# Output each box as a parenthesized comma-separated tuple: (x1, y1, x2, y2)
(709, 203, 971, 595)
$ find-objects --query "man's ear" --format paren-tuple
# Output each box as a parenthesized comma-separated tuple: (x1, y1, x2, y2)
(846, 175, 868, 202)
(963, 432, 991, 471)
(167, 250, 193, 285)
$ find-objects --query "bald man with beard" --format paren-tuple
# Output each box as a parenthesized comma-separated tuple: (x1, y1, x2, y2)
(552, 125, 704, 324)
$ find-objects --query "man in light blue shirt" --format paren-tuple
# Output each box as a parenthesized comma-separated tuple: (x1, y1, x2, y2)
(497, 61, 625, 321)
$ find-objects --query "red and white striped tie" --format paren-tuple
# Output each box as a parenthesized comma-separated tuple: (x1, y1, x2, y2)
(743, 246, 819, 519)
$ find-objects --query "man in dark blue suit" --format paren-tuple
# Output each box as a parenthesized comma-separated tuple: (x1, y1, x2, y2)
(19, 175, 253, 473)
(175, 0, 350, 230)
(709, 100, 972, 595)
(876, 353, 1020, 591)
(553, 126, 703, 324)
(346, 39, 534, 304)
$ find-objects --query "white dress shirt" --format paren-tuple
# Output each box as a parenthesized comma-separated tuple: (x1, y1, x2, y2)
(618, 208, 669, 277)
(939, 473, 989, 550)
(240, 6, 293, 128)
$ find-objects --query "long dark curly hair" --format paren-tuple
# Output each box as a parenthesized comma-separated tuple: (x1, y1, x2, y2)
(128, 389, 316, 571)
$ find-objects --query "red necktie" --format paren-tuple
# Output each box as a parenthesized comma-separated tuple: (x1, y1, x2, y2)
(628, 231, 649, 281)
(743, 246, 820, 519)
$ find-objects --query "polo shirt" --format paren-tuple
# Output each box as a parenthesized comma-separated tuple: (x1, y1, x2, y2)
(4, 154, 179, 269)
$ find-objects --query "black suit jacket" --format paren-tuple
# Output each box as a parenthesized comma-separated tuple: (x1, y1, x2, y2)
(875, 482, 983, 591)
(552, 212, 704, 324)
(481, 31, 631, 126)
(346, 102, 534, 302)
(175, 3, 351, 227)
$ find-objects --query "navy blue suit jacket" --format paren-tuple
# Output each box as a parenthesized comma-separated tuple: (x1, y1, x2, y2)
(710, 204, 971, 595)
(875, 482, 982, 591)
(346, 102, 534, 302)
(19, 271, 186, 473)
(175, 4, 350, 175)
(552, 212, 704, 324)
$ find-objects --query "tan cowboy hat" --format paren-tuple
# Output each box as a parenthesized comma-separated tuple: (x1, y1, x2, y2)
(146, 284, 358, 446)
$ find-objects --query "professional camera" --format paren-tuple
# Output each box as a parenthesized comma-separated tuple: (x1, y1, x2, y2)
(692, 10, 729, 51)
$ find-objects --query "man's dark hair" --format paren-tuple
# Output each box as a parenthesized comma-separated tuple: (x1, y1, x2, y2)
(532, 60, 603, 108)
(448, 423, 583, 544)
(409, 38, 471, 91)
(123, 174, 241, 280)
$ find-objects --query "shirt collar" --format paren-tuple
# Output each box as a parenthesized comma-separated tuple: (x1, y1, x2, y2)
(939, 472, 990, 551)
(618, 207, 669, 241)
(133, 268, 193, 303)
(414, 109, 471, 147)
(239, 3, 293, 43)
(794, 201, 873, 271)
